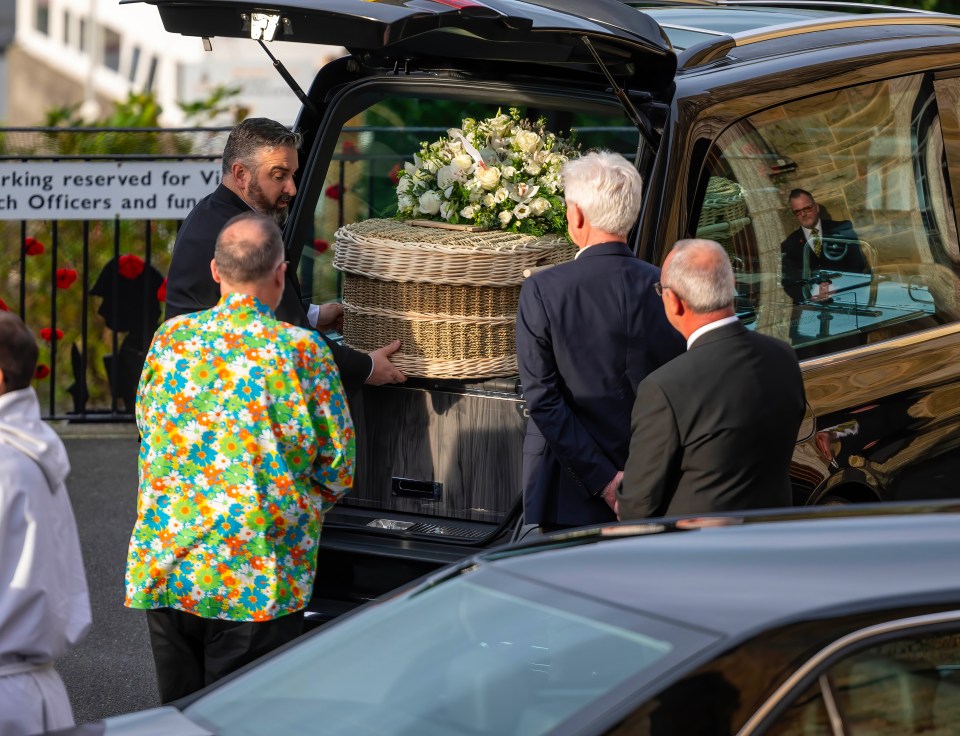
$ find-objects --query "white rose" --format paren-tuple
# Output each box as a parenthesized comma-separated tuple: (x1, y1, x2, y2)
(514, 130, 542, 154)
(490, 114, 512, 135)
(397, 177, 412, 194)
(498, 210, 513, 227)
(494, 187, 509, 203)
(482, 193, 496, 207)
(502, 165, 517, 179)
(513, 203, 531, 220)
(398, 194, 416, 210)
(404, 161, 418, 175)
(453, 153, 474, 171)
(475, 166, 502, 190)
(418, 190, 442, 215)
(529, 197, 551, 216)
(460, 205, 477, 219)
(424, 160, 439, 174)
(524, 161, 542, 176)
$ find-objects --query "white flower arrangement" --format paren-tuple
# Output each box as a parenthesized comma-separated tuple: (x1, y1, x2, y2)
(396, 108, 579, 236)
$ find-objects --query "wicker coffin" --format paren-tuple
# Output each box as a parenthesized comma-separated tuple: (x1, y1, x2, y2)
(334, 219, 576, 378)
(696, 176, 751, 248)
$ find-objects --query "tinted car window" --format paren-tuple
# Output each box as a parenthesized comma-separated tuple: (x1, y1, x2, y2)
(693, 74, 960, 360)
(184, 567, 714, 736)
(767, 630, 960, 735)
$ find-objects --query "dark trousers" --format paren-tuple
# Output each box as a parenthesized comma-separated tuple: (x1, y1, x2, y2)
(146, 608, 304, 703)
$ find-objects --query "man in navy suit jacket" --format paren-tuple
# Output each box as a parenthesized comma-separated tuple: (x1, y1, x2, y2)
(516, 151, 685, 531)
(618, 239, 806, 519)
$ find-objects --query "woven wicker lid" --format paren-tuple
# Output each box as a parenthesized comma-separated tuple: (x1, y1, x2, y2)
(334, 218, 574, 286)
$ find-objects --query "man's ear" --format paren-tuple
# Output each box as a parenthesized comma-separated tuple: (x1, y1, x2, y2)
(0, 366, 6, 394)
(663, 287, 684, 318)
(211, 259, 221, 284)
(569, 202, 584, 230)
(231, 161, 249, 189)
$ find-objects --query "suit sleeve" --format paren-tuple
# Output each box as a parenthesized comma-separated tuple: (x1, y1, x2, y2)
(618, 378, 680, 519)
(516, 278, 617, 494)
(780, 235, 806, 303)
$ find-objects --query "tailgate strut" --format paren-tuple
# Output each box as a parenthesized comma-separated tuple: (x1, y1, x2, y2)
(581, 35, 655, 151)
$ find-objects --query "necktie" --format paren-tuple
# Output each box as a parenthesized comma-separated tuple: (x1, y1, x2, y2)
(812, 227, 822, 257)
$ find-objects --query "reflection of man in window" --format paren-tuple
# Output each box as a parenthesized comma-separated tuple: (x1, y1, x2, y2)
(780, 189, 870, 302)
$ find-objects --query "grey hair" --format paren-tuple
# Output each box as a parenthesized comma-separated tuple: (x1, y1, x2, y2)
(222, 118, 302, 175)
(214, 212, 285, 284)
(664, 239, 735, 313)
(561, 151, 643, 237)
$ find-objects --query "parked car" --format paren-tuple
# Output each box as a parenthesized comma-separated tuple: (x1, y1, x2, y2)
(52, 502, 960, 735)
(123, 0, 960, 618)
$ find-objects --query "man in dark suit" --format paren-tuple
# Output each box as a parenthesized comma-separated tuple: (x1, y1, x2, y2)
(780, 188, 870, 303)
(516, 151, 685, 531)
(164, 117, 404, 391)
(618, 238, 806, 519)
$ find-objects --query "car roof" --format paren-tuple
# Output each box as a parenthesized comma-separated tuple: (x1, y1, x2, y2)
(481, 503, 960, 639)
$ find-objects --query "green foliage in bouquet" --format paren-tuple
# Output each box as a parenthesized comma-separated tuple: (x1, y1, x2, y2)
(396, 108, 579, 236)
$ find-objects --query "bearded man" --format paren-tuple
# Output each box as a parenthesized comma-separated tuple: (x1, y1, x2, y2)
(164, 117, 404, 390)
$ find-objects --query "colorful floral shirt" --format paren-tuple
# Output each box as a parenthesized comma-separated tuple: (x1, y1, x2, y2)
(125, 293, 354, 621)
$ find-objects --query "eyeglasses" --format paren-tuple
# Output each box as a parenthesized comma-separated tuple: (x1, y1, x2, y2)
(654, 282, 667, 297)
(792, 205, 816, 217)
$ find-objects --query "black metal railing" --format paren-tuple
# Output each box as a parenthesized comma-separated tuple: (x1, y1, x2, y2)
(6, 127, 230, 421)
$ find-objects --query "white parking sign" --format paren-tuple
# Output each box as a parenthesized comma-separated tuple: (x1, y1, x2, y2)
(0, 162, 223, 220)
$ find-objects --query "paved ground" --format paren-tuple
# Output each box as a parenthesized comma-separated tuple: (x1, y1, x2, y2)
(55, 424, 161, 724)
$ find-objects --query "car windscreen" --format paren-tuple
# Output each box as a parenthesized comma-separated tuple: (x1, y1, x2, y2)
(184, 566, 717, 735)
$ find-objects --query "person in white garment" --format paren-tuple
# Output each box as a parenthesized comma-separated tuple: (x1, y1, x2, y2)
(0, 311, 91, 736)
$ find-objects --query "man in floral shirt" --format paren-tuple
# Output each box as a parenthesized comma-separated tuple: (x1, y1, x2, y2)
(125, 212, 354, 702)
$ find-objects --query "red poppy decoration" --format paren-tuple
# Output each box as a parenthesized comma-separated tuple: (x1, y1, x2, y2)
(342, 140, 359, 156)
(24, 237, 45, 256)
(34, 364, 50, 380)
(157, 279, 167, 303)
(118, 253, 145, 280)
(55, 268, 78, 289)
(325, 184, 345, 201)
(39, 327, 64, 342)
(0, 298, 8, 312)
(313, 239, 329, 254)
(388, 162, 402, 185)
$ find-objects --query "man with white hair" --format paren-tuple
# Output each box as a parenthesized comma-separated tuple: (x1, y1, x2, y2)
(618, 238, 806, 519)
(516, 151, 684, 531)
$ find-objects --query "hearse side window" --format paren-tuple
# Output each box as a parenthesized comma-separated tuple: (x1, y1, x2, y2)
(766, 629, 960, 735)
(693, 75, 960, 361)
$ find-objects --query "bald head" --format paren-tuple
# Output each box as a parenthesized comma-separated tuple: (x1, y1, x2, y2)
(0, 311, 39, 393)
(663, 239, 735, 314)
(214, 212, 285, 285)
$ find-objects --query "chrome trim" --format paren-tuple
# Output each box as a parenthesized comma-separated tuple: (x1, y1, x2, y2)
(737, 610, 960, 735)
(730, 14, 960, 47)
(658, 22, 727, 37)
(800, 321, 960, 372)
(716, 0, 936, 15)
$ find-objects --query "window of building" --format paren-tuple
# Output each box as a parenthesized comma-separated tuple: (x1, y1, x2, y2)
(102, 26, 121, 72)
(144, 56, 158, 92)
(691, 75, 960, 360)
(62, 9, 71, 46)
(79, 17, 87, 53)
(35, 0, 50, 35)
(129, 46, 141, 83)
